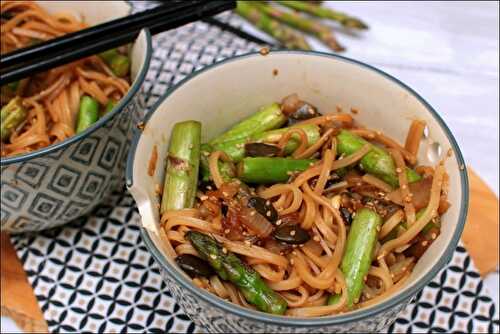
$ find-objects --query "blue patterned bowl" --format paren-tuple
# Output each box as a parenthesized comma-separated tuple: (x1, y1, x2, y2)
(0, 1, 152, 233)
(127, 51, 468, 333)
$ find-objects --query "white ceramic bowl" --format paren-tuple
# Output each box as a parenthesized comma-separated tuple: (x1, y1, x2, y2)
(126, 51, 468, 333)
(1, 1, 151, 233)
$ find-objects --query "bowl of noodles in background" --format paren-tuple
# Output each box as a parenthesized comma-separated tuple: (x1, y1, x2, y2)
(1, 1, 152, 233)
(126, 51, 468, 332)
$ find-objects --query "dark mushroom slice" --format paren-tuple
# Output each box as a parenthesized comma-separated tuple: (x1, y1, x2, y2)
(247, 196, 278, 223)
(175, 254, 214, 278)
(273, 224, 310, 244)
(340, 207, 352, 225)
(280, 93, 322, 125)
(245, 142, 281, 157)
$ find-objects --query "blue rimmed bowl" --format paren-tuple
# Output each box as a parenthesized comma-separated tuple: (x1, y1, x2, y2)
(0, 1, 152, 233)
(126, 51, 468, 333)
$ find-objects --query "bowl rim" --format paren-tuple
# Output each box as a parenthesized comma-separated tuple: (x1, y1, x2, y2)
(127, 50, 468, 326)
(0, 4, 153, 166)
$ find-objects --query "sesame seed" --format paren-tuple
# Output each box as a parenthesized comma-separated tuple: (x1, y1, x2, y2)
(210, 254, 217, 260)
(200, 195, 208, 201)
(250, 211, 256, 216)
(292, 251, 297, 256)
(222, 191, 228, 197)
(259, 47, 270, 55)
(401, 185, 407, 189)
(290, 259, 295, 265)
(276, 219, 282, 226)
(207, 185, 212, 190)
(290, 230, 296, 236)
(431, 233, 437, 239)
(421, 241, 428, 247)
(222, 247, 228, 254)
(266, 200, 271, 206)
(224, 229, 230, 234)
(266, 211, 271, 217)
(396, 168, 402, 173)
(313, 236, 320, 242)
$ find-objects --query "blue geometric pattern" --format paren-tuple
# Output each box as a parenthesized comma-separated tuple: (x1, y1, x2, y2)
(10, 191, 499, 333)
(1, 90, 142, 233)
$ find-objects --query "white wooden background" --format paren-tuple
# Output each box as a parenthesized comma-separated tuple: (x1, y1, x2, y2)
(2, 1, 498, 332)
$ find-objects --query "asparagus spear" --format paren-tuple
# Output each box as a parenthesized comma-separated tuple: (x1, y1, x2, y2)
(99, 48, 130, 77)
(210, 124, 321, 162)
(235, 1, 311, 50)
(327, 293, 341, 305)
(277, 0, 368, 30)
(1, 97, 27, 141)
(341, 208, 382, 308)
(186, 231, 288, 314)
(383, 208, 440, 243)
(76, 96, 100, 133)
(103, 99, 117, 116)
(110, 54, 130, 77)
(253, 123, 320, 154)
(161, 121, 201, 213)
(337, 130, 421, 188)
(199, 143, 235, 182)
(252, 2, 344, 52)
(209, 102, 286, 146)
(237, 157, 316, 184)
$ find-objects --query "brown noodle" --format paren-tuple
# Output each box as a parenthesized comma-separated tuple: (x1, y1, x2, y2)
(1, 1, 131, 157)
(160, 107, 449, 315)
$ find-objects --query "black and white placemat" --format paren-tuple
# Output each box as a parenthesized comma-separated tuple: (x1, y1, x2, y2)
(10, 6, 500, 334)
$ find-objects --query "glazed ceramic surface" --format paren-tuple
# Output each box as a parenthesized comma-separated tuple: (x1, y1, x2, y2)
(127, 51, 468, 332)
(0, 1, 152, 233)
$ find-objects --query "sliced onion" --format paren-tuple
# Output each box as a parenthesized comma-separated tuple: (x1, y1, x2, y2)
(238, 206, 274, 238)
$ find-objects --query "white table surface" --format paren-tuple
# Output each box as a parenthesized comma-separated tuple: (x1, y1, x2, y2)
(2, 1, 498, 332)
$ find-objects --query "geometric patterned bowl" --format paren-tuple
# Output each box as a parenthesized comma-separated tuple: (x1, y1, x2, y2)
(0, 1, 152, 233)
(127, 51, 468, 332)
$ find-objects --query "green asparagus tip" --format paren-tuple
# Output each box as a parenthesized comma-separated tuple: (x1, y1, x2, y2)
(1, 97, 27, 141)
(343, 18, 369, 30)
(110, 54, 130, 77)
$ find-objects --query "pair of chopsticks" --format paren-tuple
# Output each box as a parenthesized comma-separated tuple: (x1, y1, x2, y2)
(0, 1, 237, 85)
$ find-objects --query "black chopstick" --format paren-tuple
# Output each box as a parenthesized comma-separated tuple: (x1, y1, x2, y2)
(202, 17, 278, 48)
(0, 1, 202, 69)
(0, 1, 236, 85)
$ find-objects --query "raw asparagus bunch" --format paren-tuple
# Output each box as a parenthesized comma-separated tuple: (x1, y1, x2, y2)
(186, 231, 288, 314)
(235, 1, 310, 50)
(252, 2, 345, 52)
(277, 0, 369, 30)
(234, 1, 368, 52)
